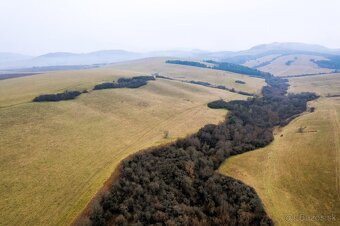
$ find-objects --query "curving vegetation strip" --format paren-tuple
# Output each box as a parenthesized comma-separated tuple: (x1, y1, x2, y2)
(79, 70, 318, 225)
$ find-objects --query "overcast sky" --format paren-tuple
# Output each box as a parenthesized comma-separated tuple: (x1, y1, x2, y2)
(1, 0, 339, 55)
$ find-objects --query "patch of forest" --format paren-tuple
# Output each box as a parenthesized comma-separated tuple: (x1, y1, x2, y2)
(166, 59, 272, 78)
(82, 71, 318, 225)
(311, 56, 340, 70)
(33, 90, 83, 102)
(93, 76, 155, 90)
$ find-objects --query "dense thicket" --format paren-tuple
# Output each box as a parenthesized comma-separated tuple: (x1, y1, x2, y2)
(311, 56, 340, 70)
(85, 70, 318, 225)
(33, 90, 82, 102)
(93, 76, 155, 90)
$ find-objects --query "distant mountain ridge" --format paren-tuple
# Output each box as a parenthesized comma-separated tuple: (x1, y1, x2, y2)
(204, 42, 340, 63)
(250, 42, 331, 52)
(0, 50, 143, 70)
(1, 42, 339, 70)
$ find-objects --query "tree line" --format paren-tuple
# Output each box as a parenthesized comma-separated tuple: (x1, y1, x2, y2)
(311, 56, 340, 70)
(166, 59, 272, 78)
(83, 70, 318, 225)
(206, 60, 272, 78)
(33, 76, 155, 102)
(166, 60, 207, 68)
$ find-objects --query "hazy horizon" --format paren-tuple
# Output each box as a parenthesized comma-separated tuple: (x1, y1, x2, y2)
(1, 0, 340, 55)
(2, 41, 340, 57)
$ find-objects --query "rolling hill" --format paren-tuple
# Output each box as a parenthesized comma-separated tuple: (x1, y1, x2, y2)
(236, 43, 340, 76)
(2, 42, 339, 75)
(0, 61, 259, 225)
(1, 51, 339, 225)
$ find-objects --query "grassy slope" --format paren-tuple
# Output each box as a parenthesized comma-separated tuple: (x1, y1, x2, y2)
(257, 54, 333, 76)
(0, 68, 136, 107)
(219, 73, 340, 225)
(289, 73, 340, 96)
(0, 65, 254, 225)
(243, 54, 281, 68)
(109, 57, 266, 94)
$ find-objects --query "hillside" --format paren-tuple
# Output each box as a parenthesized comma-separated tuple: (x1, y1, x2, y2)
(207, 42, 340, 77)
(0, 64, 252, 225)
(2, 42, 339, 73)
(0, 48, 339, 226)
(219, 73, 340, 225)
(241, 43, 340, 76)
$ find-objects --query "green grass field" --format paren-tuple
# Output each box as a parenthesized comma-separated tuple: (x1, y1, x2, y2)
(219, 73, 340, 225)
(0, 63, 262, 225)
